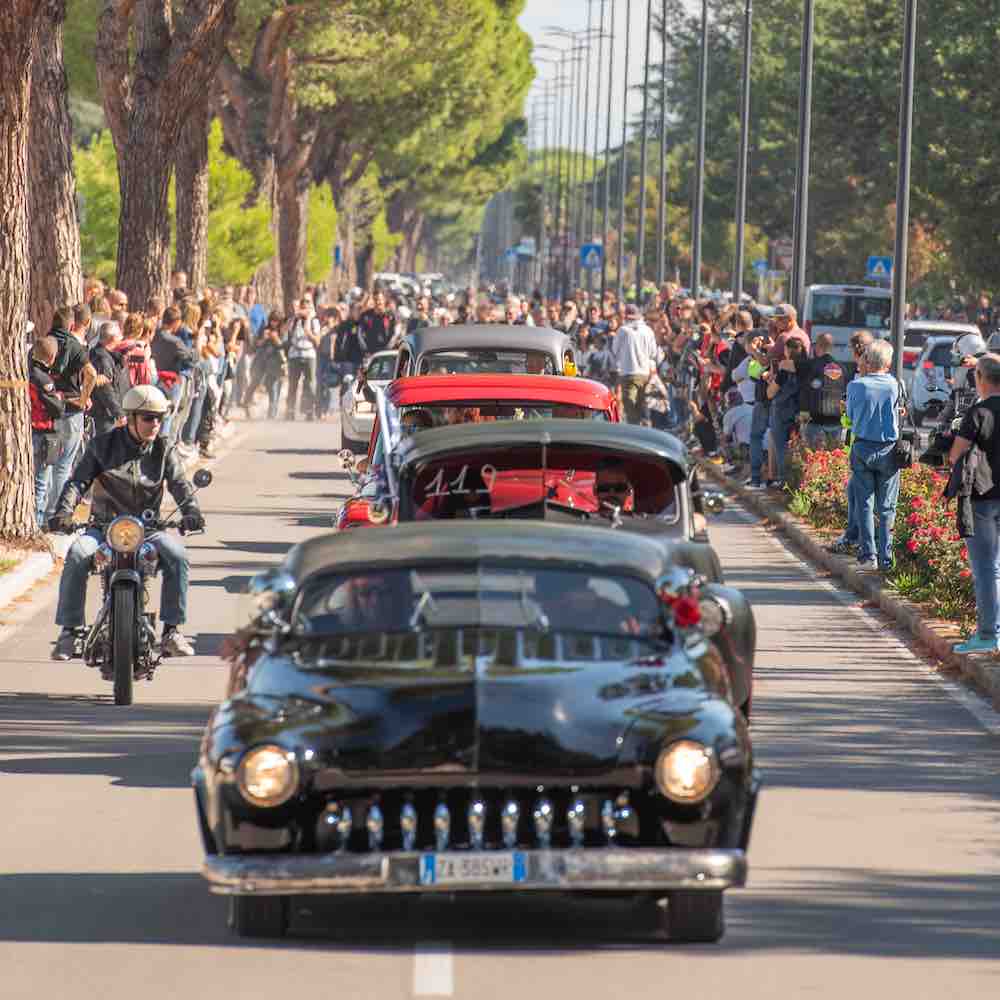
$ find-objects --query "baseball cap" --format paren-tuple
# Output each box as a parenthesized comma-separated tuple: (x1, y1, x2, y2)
(772, 304, 792, 319)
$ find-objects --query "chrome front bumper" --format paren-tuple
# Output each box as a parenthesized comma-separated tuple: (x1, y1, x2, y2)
(203, 848, 747, 896)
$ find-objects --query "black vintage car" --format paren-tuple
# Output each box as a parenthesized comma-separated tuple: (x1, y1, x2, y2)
(378, 420, 754, 713)
(194, 522, 759, 942)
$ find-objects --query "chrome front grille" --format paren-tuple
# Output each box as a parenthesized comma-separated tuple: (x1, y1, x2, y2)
(314, 787, 646, 853)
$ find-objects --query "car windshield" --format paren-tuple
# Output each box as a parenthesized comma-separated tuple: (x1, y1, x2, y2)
(366, 356, 396, 381)
(395, 401, 608, 433)
(811, 293, 891, 330)
(928, 342, 956, 367)
(419, 349, 558, 375)
(402, 444, 679, 523)
(294, 564, 662, 641)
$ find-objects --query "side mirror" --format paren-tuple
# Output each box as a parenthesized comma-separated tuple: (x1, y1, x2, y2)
(246, 569, 296, 629)
(193, 469, 213, 489)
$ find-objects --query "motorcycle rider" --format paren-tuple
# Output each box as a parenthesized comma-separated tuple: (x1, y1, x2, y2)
(922, 332, 988, 465)
(48, 385, 205, 661)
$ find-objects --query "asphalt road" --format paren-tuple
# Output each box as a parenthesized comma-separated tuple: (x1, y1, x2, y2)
(2, 416, 999, 999)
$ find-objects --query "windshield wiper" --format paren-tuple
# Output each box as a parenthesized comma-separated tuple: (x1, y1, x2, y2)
(409, 589, 437, 629)
(519, 575, 550, 632)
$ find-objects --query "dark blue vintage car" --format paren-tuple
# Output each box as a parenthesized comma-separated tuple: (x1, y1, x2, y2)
(194, 522, 759, 943)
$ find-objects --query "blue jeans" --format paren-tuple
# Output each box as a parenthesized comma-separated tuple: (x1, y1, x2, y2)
(266, 378, 283, 419)
(32, 433, 53, 529)
(802, 423, 844, 451)
(749, 401, 770, 485)
(46, 410, 84, 518)
(965, 500, 1000, 640)
(769, 406, 796, 484)
(849, 440, 900, 566)
(55, 527, 189, 629)
(182, 371, 209, 446)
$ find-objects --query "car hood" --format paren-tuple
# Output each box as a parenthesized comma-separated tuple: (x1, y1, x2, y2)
(210, 635, 717, 783)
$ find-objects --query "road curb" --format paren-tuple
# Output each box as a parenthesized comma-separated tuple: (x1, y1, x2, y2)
(0, 552, 57, 614)
(700, 461, 1000, 710)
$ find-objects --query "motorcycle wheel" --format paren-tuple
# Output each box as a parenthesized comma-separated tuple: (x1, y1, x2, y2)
(112, 586, 136, 706)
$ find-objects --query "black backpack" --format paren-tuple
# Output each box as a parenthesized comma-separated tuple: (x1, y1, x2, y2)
(802, 357, 846, 420)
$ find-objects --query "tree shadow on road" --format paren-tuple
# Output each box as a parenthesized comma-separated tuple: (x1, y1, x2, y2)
(0, 693, 209, 789)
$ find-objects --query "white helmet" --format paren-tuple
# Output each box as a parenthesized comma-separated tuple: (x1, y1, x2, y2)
(122, 384, 171, 414)
(954, 332, 987, 362)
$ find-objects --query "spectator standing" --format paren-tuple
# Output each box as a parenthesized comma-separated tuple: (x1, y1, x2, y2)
(767, 304, 811, 362)
(846, 340, 901, 570)
(45, 305, 96, 519)
(242, 311, 286, 419)
(611, 304, 659, 424)
(744, 328, 773, 489)
(285, 297, 321, 420)
(766, 338, 805, 486)
(949, 354, 1000, 652)
(29, 336, 66, 529)
(247, 285, 268, 337)
(89, 322, 130, 436)
(797, 332, 847, 450)
(152, 306, 197, 443)
(359, 290, 396, 352)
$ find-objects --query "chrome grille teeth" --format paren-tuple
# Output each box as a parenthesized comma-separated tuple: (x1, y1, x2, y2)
(433, 802, 451, 851)
(400, 802, 417, 851)
(366, 803, 384, 850)
(468, 799, 487, 850)
(601, 799, 616, 843)
(501, 799, 520, 848)
(567, 799, 586, 847)
(319, 803, 352, 852)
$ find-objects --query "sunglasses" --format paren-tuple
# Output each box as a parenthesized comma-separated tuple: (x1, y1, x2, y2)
(596, 481, 630, 495)
(136, 412, 164, 424)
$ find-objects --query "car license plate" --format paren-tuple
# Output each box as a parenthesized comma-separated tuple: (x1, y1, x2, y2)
(419, 852, 526, 887)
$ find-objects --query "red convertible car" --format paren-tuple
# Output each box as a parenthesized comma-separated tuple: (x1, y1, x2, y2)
(336, 374, 620, 530)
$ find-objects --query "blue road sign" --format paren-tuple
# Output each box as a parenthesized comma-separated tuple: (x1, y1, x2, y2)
(580, 243, 604, 271)
(866, 255, 893, 280)
(752, 259, 768, 274)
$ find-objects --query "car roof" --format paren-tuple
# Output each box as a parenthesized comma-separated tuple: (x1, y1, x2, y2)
(402, 324, 573, 359)
(806, 284, 891, 296)
(281, 521, 673, 585)
(387, 374, 613, 409)
(395, 418, 689, 476)
(904, 320, 980, 335)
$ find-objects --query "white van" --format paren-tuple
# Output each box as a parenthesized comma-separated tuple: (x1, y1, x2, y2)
(802, 284, 892, 363)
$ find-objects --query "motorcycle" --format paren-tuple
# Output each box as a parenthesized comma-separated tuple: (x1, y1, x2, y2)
(74, 468, 212, 705)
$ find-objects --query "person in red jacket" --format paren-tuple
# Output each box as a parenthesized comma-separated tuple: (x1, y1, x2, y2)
(29, 336, 67, 530)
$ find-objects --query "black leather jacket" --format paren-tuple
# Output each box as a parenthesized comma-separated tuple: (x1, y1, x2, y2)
(54, 426, 200, 524)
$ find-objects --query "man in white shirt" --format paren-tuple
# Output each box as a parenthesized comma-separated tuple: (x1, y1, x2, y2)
(611, 304, 659, 424)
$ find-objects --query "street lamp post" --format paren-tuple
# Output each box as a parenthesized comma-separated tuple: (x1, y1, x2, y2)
(635, 0, 654, 304)
(616, 0, 633, 302)
(890, 0, 918, 383)
(579, 0, 595, 298)
(732, 0, 753, 302)
(590, 0, 607, 282)
(790, 0, 815, 312)
(601, 0, 617, 303)
(690, 0, 708, 297)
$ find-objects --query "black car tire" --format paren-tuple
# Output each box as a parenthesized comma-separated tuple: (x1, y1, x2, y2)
(665, 890, 725, 943)
(229, 896, 288, 938)
(112, 586, 135, 707)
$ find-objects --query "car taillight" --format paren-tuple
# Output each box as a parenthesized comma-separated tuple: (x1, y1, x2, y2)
(922, 360, 935, 369)
(903, 350, 919, 366)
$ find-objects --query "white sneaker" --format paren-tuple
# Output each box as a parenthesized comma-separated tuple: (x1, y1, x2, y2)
(161, 629, 195, 657)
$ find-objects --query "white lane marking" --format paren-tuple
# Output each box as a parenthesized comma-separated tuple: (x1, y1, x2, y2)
(413, 940, 454, 997)
(727, 505, 1000, 736)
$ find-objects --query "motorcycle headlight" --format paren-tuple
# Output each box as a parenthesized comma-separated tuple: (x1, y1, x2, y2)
(236, 745, 299, 807)
(655, 740, 720, 804)
(106, 516, 144, 554)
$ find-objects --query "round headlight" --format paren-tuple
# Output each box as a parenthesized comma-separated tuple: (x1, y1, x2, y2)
(655, 741, 720, 803)
(107, 516, 144, 553)
(236, 745, 299, 807)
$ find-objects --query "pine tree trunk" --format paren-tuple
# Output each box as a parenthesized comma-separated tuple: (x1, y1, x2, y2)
(0, 4, 44, 540)
(333, 183, 357, 293)
(115, 120, 173, 307)
(175, 94, 209, 292)
(27, 0, 82, 336)
(277, 178, 308, 308)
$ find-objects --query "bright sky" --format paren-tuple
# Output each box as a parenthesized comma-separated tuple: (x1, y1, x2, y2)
(518, 0, 658, 150)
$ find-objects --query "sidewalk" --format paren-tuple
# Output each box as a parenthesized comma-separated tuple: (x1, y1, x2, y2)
(700, 460, 1000, 711)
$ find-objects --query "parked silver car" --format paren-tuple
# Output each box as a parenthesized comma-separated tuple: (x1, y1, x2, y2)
(339, 350, 397, 453)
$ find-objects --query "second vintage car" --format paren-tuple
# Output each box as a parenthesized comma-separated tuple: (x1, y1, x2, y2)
(195, 522, 760, 943)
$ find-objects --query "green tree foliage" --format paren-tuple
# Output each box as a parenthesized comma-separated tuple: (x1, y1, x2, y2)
(75, 122, 274, 285)
(306, 183, 338, 284)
